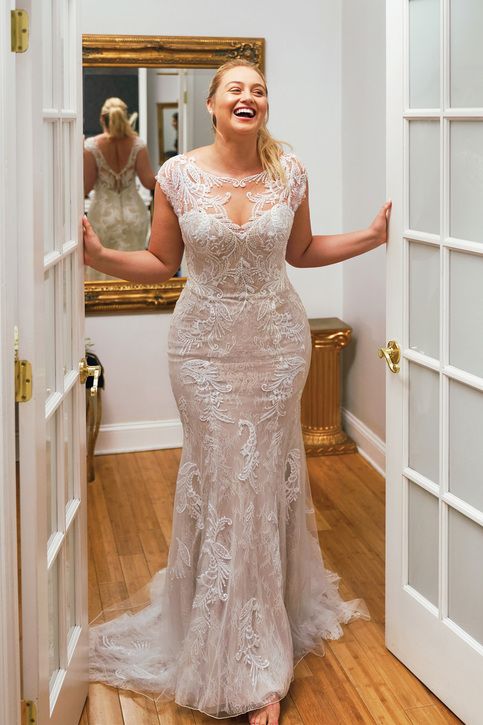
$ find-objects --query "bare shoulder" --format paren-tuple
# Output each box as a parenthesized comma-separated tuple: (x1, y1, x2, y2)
(183, 145, 214, 161)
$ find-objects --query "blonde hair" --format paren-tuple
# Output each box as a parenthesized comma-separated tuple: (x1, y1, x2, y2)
(100, 97, 136, 139)
(207, 59, 290, 184)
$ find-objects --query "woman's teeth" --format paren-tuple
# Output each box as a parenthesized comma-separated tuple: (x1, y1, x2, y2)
(234, 108, 256, 118)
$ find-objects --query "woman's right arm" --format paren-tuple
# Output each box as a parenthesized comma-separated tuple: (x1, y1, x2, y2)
(83, 182, 184, 283)
(83, 148, 97, 196)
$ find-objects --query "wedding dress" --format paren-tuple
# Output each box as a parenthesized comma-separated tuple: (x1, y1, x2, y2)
(89, 151, 371, 719)
(84, 135, 150, 281)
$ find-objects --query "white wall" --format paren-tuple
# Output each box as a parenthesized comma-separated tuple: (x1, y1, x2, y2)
(82, 0, 345, 452)
(341, 0, 386, 471)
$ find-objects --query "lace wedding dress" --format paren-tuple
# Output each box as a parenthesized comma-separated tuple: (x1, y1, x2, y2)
(89, 151, 371, 718)
(84, 135, 150, 281)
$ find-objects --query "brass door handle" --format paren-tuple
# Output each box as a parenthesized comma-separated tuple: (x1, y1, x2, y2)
(378, 340, 401, 373)
(79, 357, 102, 396)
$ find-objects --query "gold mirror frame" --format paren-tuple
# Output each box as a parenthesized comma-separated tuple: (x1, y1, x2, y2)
(83, 34, 265, 315)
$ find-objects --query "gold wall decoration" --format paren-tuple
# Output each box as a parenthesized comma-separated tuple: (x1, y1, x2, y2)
(84, 278, 185, 314)
(83, 33, 265, 315)
(301, 317, 357, 456)
(83, 34, 265, 71)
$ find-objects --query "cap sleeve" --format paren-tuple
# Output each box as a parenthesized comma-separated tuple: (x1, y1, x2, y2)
(84, 136, 96, 153)
(156, 155, 183, 216)
(286, 154, 308, 213)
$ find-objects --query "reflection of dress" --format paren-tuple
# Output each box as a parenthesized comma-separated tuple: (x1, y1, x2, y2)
(89, 152, 371, 719)
(84, 135, 150, 282)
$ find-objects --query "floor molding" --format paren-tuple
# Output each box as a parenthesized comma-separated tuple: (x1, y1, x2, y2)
(95, 418, 182, 455)
(342, 408, 386, 477)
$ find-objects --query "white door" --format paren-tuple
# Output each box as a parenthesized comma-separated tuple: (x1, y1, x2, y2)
(385, 2, 483, 723)
(16, 1, 88, 724)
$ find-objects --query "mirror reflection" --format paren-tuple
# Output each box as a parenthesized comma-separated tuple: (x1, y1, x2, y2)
(83, 66, 216, 281)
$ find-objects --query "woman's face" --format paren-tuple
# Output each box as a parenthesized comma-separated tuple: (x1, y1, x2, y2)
(208, 66, 268, 138)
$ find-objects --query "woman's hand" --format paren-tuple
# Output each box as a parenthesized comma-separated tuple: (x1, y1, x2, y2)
(369, 200, 392, 246)
(82, 215, 103, 267)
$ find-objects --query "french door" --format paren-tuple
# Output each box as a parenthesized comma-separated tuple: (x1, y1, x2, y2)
(16, 1, 88, 723)
(385, 2, 483, 723)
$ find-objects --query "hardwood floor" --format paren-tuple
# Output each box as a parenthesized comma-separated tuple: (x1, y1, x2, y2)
(82, 450, 461, 725)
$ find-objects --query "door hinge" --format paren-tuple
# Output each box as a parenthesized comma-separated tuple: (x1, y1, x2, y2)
(11, 9, 29, 53)
(183, 90, 188, 104)
(14, 326, 33, 403)
(21, 700, 37, 725)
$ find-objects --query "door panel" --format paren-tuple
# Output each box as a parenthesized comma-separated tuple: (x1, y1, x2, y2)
(17, 1, 87, 723)
(386, 1, 483, 722)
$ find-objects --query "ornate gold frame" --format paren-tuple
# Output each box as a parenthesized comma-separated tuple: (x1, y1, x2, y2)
(83, 34, 265, 314)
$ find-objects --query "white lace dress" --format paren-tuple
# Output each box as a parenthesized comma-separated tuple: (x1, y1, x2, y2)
(84, 135, 150, 281)
(89, 151, 371, 719)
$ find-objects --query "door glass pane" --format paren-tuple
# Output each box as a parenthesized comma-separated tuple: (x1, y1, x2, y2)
(409, 0, 440, 108)
(63, 257, 73, 376)
(48, 556, 60, 688)
(448, 507, 483, 645)
(42, 0, 54, 108)
(46, 414, 57, 539)
(449, 251, 483, 378)
(45, 269, 56, 398)
(409, 121, 440, 234)
(408, 480, 438, 606)
(62, 1, 75, 111)
(66, 522, 76, 643)
(62, 121, 72, 241)
(409, 242, 439, 358)
(450, 121, 483, 243)
(449, 380, 483, 512)
(450, 0, 483, 108)
(408, 362, 439, 482)
(64, 393, 75, 504)
(43, 122, 56, 254)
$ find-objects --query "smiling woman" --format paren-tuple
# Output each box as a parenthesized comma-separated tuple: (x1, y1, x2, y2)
(84, 53, 387, 725)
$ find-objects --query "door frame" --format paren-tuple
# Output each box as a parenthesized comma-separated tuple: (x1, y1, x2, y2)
(0, 2, 21, 724)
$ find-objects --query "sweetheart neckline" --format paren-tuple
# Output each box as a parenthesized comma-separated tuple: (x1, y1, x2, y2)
(180, 203, 292, 231)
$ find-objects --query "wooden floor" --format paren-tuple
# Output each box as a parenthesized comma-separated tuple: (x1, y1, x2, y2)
(81, 450, 462, 725)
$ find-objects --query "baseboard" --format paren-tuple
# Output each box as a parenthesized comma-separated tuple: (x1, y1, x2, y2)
(95, 418, 183, 455)
(342, 408, 386, 477)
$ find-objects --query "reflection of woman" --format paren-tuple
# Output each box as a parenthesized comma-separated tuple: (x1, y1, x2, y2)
(84, 60, 391, 724)
(84, 97, 156, 281)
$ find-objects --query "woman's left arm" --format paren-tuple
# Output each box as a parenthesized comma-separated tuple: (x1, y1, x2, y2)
(285, 179, 392, 268)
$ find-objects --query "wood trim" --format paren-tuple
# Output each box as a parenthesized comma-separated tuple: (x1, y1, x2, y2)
(0, 0, 21, 721)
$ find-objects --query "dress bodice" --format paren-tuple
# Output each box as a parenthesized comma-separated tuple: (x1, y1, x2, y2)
(84, 135, 145, 193)
(156, 152, 308, 299)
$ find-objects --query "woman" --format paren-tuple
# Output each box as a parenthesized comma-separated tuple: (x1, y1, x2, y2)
(84, 60, 391, 725)
(84, 96, 156, 281)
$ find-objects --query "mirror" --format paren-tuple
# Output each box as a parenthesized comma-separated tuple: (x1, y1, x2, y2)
(83, 35, 265, 314)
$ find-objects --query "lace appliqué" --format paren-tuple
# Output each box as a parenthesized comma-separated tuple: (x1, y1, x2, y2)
(285, 449, 301, 518)
(190, 503, 233, 658)
(175, 461, 204, 530)
(238, 419, 260, 493)
(260, 356, 307, 423)
(235, 598, 270, 686)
